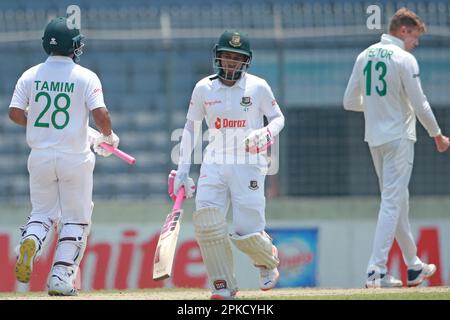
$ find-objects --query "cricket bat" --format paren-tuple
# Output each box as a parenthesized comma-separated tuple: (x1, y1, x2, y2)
(87, 126, 136, 165)
(153, 186, 186, 281)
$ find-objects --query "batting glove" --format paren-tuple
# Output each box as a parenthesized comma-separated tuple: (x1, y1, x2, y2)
(93, 131, 120, 157)
(168, 170, 196, 200)
(244, 127, 273, 154)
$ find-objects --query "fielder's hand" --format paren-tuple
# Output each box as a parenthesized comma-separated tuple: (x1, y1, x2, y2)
(93, 131, 120, 157)
(434, 134, 450, 153)
(168, 170, 196, 200)
(244, 127, 273, 154)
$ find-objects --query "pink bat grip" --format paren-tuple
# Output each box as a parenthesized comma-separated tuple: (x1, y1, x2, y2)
(173, 187, 185, 211)
(99, 143, 136, 165)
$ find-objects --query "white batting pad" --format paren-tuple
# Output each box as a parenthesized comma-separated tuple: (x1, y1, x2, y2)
(20, 214, 58, 258)
(230, 231, 279, 269)
(193, 207, 238, 293)
(54, 223, 91, 266)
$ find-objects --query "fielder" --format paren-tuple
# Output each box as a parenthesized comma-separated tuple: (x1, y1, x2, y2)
(9, 17, 119, 296)
(169, 31, 285, 299)
(344, 8, 449, 288)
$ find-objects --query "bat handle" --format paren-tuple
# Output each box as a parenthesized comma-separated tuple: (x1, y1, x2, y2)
(173, 187, 185, 211)
(99, 142, 136, 165)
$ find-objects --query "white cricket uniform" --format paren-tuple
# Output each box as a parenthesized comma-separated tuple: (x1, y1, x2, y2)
(185, 73, 284, 235)
(9, 56, 106, 225)
(344, 34, 441, 274)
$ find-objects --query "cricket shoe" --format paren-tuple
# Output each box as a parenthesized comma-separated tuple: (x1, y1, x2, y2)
(15, 237, 39, 283)
(48, 265, 78, 296)
(407, 263, 436, 287)
(365, 271, 402, 288)
(259, 267, 280, 291)
(210, 289, 237, 300)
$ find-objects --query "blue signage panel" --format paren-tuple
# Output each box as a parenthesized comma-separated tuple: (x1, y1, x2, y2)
(267, 228, 318, 287)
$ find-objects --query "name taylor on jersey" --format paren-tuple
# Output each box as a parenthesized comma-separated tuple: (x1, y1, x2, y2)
(367, 47, 394, 60)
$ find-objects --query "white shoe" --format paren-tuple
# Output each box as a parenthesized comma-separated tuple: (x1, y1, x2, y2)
(407, 263, 436, 287)
(365, 271, 403, 288)
(15, 237, 39, 283)
(48, 265, 78, 296)
(210, 289, 237, 300)
(259, 267, 280, 291)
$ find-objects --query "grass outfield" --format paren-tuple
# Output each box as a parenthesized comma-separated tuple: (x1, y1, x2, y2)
(2, 196, 450, 224)
(1, 287, 449, 300)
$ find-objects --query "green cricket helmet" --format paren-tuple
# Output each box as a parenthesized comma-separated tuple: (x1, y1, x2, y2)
(213, 31, 252, 81)
(42, 17, 84, 62)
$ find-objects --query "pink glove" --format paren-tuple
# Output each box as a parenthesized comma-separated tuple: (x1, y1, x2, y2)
(168, 170, 177, 201)
(168, 170, 196, 201)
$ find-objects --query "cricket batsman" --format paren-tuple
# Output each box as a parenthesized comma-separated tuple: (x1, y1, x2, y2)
(168, 30, 285, 299)
(9, 17, 119, 295)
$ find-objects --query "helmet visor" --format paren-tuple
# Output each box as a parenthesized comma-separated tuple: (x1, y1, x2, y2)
(73, 34, 84, 62)
(213, 52, 250, 81)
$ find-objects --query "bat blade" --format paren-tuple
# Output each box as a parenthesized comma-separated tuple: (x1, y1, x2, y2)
(153, 187, 186, 281)
(152, 208, 184, 280)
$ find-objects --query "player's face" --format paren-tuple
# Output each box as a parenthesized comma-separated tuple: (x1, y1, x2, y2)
(401, 27, 422, 52)
(217, 51, 248, 79)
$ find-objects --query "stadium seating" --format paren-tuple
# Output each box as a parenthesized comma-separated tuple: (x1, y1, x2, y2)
(1, 0, 450, 200)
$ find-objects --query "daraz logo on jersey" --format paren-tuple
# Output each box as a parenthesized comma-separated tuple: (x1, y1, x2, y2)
(214, 117, 246, 129)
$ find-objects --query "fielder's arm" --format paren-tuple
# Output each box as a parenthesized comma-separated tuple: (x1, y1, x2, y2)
(343, 53, 364, 112)
(400, 54, 441, 137)
(400, 54, 449, 152)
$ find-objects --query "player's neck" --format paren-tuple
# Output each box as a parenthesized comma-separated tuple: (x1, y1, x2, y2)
(388, 32, 403, 41)
(219, 78, 237, 87)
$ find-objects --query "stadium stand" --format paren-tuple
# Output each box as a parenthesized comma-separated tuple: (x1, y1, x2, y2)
(1, 0, 450, 201)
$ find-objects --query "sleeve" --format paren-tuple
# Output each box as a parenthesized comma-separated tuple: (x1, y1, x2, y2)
(260, 81, 285, 137)
(9, 74, 29, 110)
(177, 119, 202, 175)
(186, 85, 205, 121)
(85, 73, 106, 111)
(400, 54, 441, 137)
(343, 53, 364, 112)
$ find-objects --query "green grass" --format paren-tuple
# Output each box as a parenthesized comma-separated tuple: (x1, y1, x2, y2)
(2, 196, 450, 225)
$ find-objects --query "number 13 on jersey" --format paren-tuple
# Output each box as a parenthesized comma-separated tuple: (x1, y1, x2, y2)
(363, 60, 387, 97)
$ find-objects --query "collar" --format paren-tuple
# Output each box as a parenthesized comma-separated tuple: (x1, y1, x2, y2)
(380, 34, 405, 50)
(212, 73, 247, 91)
(46, 56, 75, 63)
